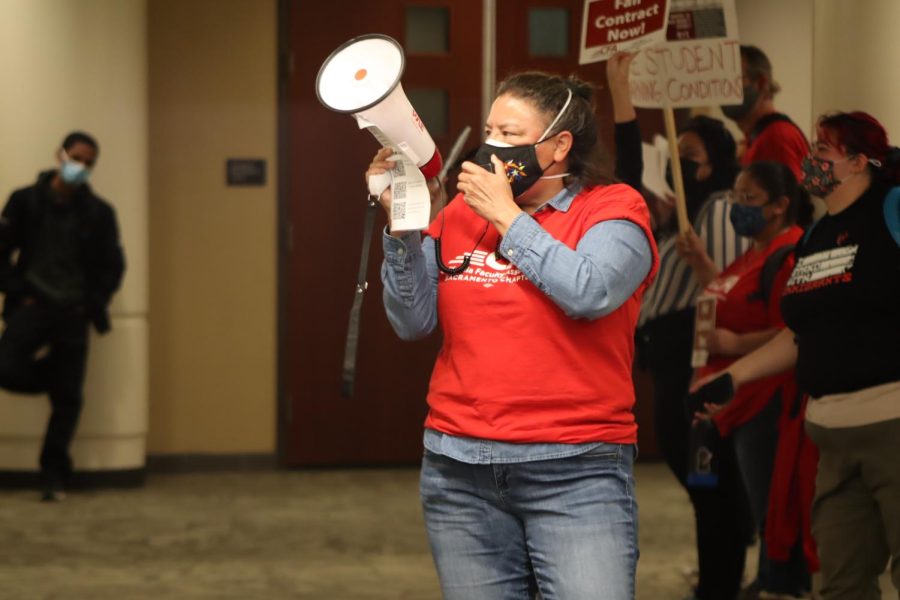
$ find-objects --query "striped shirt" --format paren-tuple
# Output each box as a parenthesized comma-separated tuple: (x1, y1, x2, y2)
(639, 191, 749, 326)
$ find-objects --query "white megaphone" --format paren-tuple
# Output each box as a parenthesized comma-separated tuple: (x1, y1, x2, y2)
(316, 34, 442, 197)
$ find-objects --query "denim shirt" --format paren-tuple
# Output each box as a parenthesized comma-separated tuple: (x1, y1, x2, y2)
(382, 185, 652, 464)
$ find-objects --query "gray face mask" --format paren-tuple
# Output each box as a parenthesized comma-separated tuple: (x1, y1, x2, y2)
(721, 84, 760, 121)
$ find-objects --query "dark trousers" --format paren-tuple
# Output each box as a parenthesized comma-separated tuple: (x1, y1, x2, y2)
(638, 309, 754, 600)
(0, 302, 89, 486)
(733, 395, 812, 594)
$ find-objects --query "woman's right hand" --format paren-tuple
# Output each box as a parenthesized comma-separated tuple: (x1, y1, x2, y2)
(606, 51, 635, 91)
(676, 226, 719, 285)
(690, 369, 745, 393)
(365, 146, 397, 218)
(675, 227, 706, 264)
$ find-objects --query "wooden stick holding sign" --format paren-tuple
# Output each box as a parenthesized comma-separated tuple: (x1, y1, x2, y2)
(663, 106, 690, 234)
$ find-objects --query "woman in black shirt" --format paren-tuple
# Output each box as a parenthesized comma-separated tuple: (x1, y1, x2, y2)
(692, 111, 900, 599)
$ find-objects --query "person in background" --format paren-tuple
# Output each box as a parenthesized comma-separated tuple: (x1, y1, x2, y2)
(607, 52, 751, 600)
(369, 70, 658, 599)
(722, 45, 809, 181)
(682, 161, 816, 599)
(689, 111, 900, 600)
(0, 132, 125, 502)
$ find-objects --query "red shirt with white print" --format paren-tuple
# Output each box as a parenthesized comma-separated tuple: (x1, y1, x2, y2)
(697, 226, 803, 435)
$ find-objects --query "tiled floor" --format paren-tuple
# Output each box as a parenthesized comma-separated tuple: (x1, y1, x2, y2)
(0, 462, 893, 599)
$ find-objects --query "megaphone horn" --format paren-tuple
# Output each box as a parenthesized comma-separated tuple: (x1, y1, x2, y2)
(316, 34, 442, 179)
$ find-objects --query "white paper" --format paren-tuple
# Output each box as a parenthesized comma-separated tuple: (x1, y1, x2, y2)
(641, 134, 675, 199)
(691, 295, 717, 368)
(357, 118, 431, 232)
(628, 0, 743, 109)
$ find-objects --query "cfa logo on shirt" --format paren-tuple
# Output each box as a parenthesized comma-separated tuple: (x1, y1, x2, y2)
(784, 245, 858, 295)
(444, 250, 527, 287)
(447, 250, 514, 272)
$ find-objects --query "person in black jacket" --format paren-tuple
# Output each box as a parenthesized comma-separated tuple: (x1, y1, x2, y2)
(0, 131, 125, 501)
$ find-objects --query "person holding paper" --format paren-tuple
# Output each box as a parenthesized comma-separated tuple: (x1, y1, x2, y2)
(368, 71, 658, 599)
(689, 111, 900, 600)
(685, 161, 815, 599)
(607, 51, 751, 600)
(722, 45, 809, 181)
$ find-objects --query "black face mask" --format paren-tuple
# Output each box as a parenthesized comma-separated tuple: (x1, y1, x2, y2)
(472, 87, 575, 199)
(721, 84, 760, 121)
(666, 157, 703, 197)
(473, 139, 553, 198)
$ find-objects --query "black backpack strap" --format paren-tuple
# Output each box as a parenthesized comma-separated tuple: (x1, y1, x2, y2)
(749, 113, 798, 145)
(749, 243, 795, 306)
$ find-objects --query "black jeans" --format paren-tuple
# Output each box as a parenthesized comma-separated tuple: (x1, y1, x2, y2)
(637, 308, 754, 600)
(0, 302, 89, 486)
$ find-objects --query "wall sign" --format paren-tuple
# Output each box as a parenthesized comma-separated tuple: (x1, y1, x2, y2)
(226, 159, 267, 186)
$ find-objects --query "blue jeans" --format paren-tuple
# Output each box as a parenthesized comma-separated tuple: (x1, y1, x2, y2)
(419, 443, 638, 600)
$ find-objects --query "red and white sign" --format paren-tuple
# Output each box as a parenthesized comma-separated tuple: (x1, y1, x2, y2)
(628, 0, 743, 108)
(579, 0, 670, 64)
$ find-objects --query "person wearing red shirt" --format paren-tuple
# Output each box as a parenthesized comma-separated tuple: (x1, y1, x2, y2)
(368, 72, 658, 599)
(722, 46, 809, 182)
(683, 161, 816, 598)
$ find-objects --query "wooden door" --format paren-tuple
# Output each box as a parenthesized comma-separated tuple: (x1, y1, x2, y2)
(280, 1, 483, 465)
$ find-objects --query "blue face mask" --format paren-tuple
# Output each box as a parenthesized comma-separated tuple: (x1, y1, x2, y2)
(729, 202, 768, 237)
(60, 159, 91, 186)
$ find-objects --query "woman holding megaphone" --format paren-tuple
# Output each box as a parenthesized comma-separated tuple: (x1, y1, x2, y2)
(367, 71, 658, 599)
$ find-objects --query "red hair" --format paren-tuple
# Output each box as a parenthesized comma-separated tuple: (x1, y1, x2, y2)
(817, 111, 900, 185)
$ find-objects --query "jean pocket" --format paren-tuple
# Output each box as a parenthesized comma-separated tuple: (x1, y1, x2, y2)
(577, 443, 621, 461)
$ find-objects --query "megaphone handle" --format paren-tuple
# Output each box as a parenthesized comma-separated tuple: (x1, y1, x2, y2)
(368, 171, 391, 197)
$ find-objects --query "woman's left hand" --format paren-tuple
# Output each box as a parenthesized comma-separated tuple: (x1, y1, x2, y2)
(457, 154, 522, 234)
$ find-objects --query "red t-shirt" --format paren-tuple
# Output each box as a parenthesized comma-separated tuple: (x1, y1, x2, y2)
(742, 119, 810, 182)
(697, 226, 803, 435)
(422, 184, 658, 444)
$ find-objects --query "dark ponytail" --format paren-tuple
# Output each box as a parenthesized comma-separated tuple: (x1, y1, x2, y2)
(496, 71, 614, 188)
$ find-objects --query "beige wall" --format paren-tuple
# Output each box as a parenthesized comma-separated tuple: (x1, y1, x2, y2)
(737, 0, 815, 137)
(813, 0, 900, 137)
(0, 0, 149, 470)
(147, 0, 277, 454)
(0, 0, 148, 310)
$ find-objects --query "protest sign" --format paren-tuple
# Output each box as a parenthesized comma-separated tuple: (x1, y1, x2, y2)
(579, 0, 670, 64)
(628, 0, 742, 109)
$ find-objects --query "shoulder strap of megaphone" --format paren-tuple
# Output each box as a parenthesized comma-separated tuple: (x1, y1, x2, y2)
(341, 195, 380, 398)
